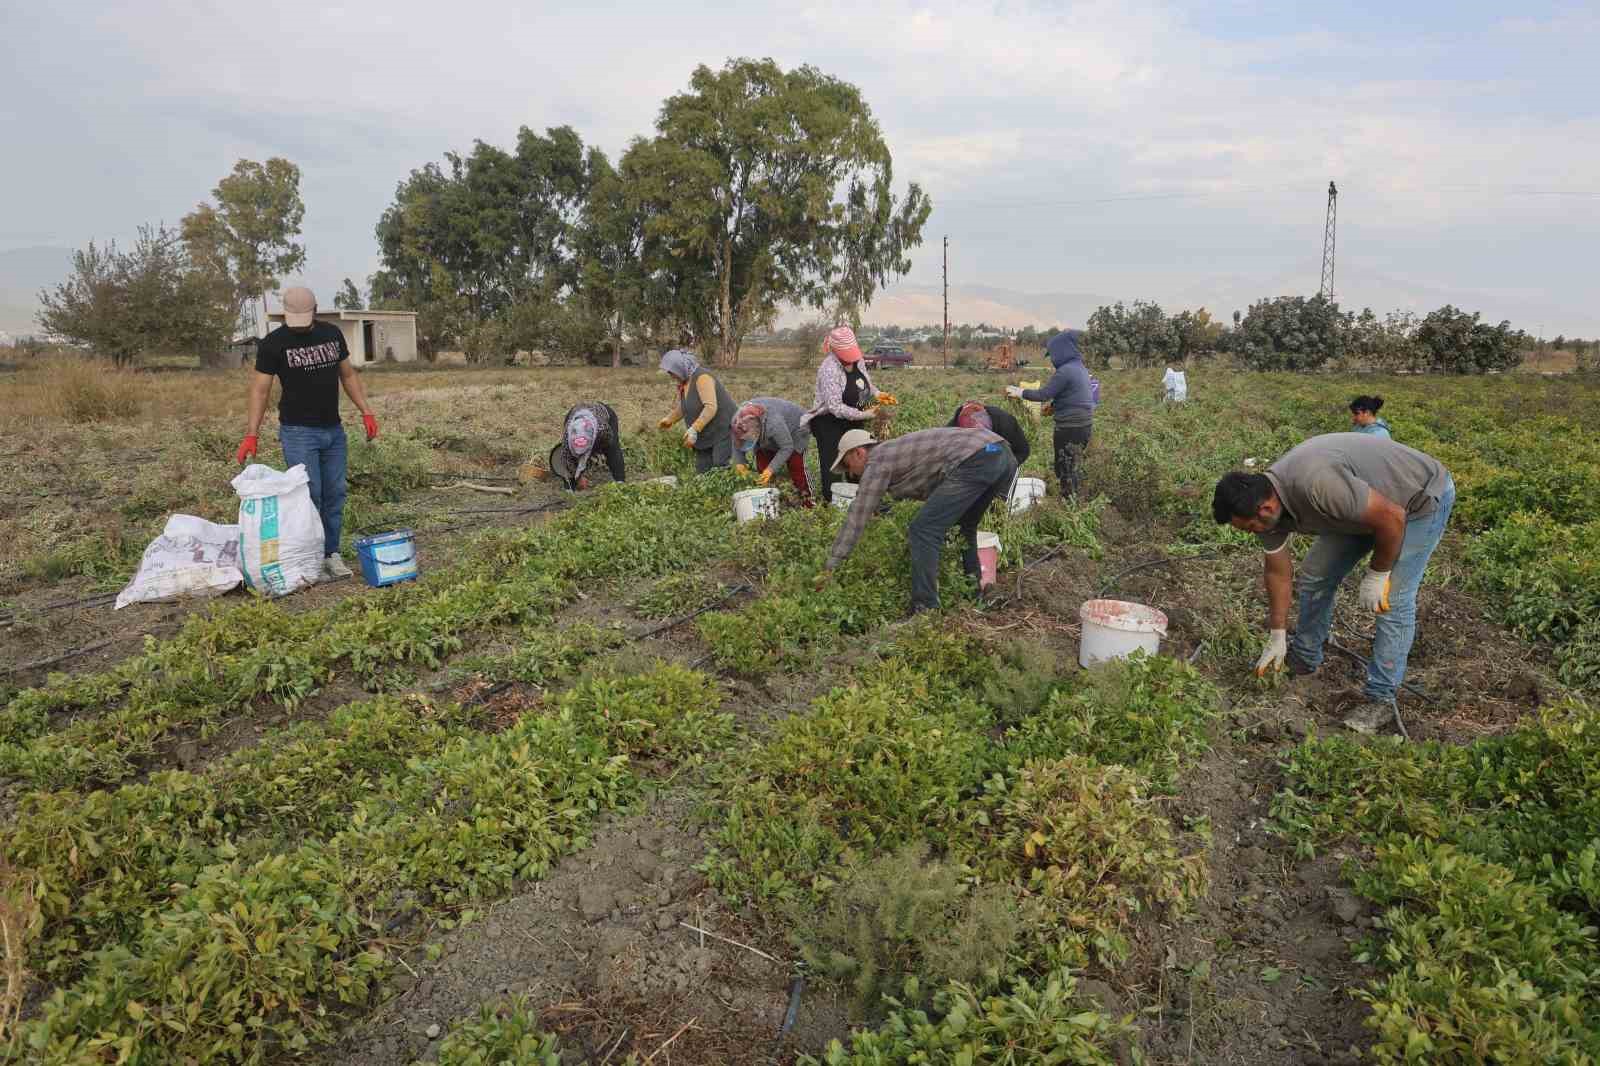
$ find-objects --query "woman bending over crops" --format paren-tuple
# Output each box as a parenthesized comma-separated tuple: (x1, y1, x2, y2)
(732, 397, 814, 507)
(549, 401, 625, 490)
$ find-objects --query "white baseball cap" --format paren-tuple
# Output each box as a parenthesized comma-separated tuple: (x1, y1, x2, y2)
(830, 428, 878, 472)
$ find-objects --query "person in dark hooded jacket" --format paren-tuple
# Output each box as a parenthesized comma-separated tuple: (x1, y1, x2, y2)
(1007, 330, 1094, 496)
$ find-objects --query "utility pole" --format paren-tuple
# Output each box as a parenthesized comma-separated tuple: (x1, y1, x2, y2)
(1318, 181, 1338, 299)
(942, 235, 949, 368)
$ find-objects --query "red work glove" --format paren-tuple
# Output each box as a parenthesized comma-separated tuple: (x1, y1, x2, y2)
(362, 412, 379, 441)
(235, 435, 258, 464)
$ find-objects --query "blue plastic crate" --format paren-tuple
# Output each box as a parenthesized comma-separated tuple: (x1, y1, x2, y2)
(354, 530, 419, 588)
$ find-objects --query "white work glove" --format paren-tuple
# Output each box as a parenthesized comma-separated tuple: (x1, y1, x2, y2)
(1360, 568, 1392, 613)
(683, 427, 699, 448)
(1255, 629, 1287, 677)
(1004, 385, 1024, 399)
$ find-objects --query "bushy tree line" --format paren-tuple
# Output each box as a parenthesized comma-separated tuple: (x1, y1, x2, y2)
(1080, 295, 1528, 374)
(371, 58, 930, 366)
(40, 159, 307, 365)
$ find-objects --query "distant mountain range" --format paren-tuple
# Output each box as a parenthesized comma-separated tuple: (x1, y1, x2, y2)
(0, 246, 71, 336)
(5, 245, 1590, 340)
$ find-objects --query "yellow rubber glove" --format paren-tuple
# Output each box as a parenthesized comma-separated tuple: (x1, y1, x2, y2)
(734, 463, 750, 477)
(756, 467, 774, 487)
(657, 416, 675, 430)
(875, 393, 898, 406)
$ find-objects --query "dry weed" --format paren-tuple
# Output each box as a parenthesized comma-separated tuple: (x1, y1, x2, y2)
(0, 358, 143, 424)
(0, 861, 39, 1054)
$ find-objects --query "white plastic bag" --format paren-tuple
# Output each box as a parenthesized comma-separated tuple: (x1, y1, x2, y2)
(231, 464, 326, 597)
(115, 515, 243, 609)
(1163, 367, 1188, 403)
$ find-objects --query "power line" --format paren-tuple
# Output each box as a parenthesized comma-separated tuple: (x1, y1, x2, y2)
(934, 181, 1600, 211)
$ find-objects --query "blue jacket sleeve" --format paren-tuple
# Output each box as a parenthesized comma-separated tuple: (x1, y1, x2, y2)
(1021, 366, 1071, 404)
(1023, 364, 1091, 407)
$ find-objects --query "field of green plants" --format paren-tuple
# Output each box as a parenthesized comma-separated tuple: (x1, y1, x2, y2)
(2, 365, 1598, 1065)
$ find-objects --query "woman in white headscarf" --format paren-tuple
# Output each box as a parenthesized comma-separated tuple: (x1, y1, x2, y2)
(658, 349, 736, 472)
(549, 401, 625, 489)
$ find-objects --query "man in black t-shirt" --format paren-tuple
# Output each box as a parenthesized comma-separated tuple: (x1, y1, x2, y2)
(237, 286, 380, 582)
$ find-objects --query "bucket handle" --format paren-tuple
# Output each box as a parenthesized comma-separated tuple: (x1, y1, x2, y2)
(370, 550, 416, 567)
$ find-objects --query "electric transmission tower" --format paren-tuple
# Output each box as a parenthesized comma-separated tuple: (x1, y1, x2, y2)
(1319, 181, 1338, 299)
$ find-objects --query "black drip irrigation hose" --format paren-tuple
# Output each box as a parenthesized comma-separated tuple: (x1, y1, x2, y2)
(630, 584, 753, 642)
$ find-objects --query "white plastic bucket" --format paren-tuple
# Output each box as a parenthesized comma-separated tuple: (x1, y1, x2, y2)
(1009, 476, 1046, 514)
(976, 531, 1001, 588)
(1078, 599, 1168, 667)
(733, 487, 780, 523)
(831, 482, 859, 512)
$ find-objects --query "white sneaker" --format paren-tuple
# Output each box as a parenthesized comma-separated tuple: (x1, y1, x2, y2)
(323, 554, 354, 580)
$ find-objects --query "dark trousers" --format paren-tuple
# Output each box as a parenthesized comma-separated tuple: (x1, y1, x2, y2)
(601, 407, 626, 481)
(811, 414, 853, 504)
(1053, 424, 1091, 497)
(756, 448, 813, 507)
(908, 444, 1017, 612)
(693, 433, 734, 473)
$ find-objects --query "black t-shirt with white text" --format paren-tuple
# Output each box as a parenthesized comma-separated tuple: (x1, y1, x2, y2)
(255, 322, 349, 427)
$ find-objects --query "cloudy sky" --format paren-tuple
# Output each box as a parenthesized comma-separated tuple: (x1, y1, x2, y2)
(4, 0, 1598, 335)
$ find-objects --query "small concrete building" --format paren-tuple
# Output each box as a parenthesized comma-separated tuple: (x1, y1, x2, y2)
(263, 309, 419, 365)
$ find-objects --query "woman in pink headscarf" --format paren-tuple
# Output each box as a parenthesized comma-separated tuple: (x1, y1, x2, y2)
(801, 325, 893, 505)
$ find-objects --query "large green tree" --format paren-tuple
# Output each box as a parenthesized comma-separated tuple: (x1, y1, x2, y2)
(373, 126, 592, 358)
(1234, 295, 1348, 371)
(333, 277, 363, 310)
(576, 147, 657, 367)
(1413, 306, 1524, 374)
(39, 225, 239, 366)
(627, 58, 931, 367)
(180, 158, 306, 330)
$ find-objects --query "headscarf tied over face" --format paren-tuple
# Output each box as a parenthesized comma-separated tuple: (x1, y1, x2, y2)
(565, 409, 599, 459)
(822, 325, 863, 365)
(659, 348, 700, 384)
(956, 400, 993, 432)
(731, 402, 766, 447)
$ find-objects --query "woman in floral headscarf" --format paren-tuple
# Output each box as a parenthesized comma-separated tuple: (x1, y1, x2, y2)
(801, 326, 896, 505)
(549, 401, 625, 490)
(732, 396, 813, 507)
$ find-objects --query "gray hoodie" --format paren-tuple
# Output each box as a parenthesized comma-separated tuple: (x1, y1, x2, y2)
(1022, 330, 1094, 428)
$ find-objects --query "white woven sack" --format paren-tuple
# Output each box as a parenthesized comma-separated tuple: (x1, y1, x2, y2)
(115, 514, 243, 609)
(231, 464, 325, 597)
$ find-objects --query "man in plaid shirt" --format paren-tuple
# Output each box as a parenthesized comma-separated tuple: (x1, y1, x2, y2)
(815, 427, 1017, 612)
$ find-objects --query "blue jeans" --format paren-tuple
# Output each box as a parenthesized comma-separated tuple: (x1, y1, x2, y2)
(907, 443, 1016, 611)
(279, 424, 348, 557)
(1289, 477, 1455, 701)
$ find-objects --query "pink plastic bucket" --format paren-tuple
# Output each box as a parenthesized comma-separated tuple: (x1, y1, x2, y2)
(976, 531, 1001, 588)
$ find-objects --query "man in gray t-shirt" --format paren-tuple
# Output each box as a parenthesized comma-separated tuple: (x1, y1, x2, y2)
(1211, 433, 1456, 734)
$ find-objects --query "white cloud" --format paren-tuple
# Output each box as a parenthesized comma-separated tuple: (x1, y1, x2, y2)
(3, 0, 1598, 334)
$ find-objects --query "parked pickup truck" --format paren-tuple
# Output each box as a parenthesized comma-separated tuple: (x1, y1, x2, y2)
(864, 343, 913, 369)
